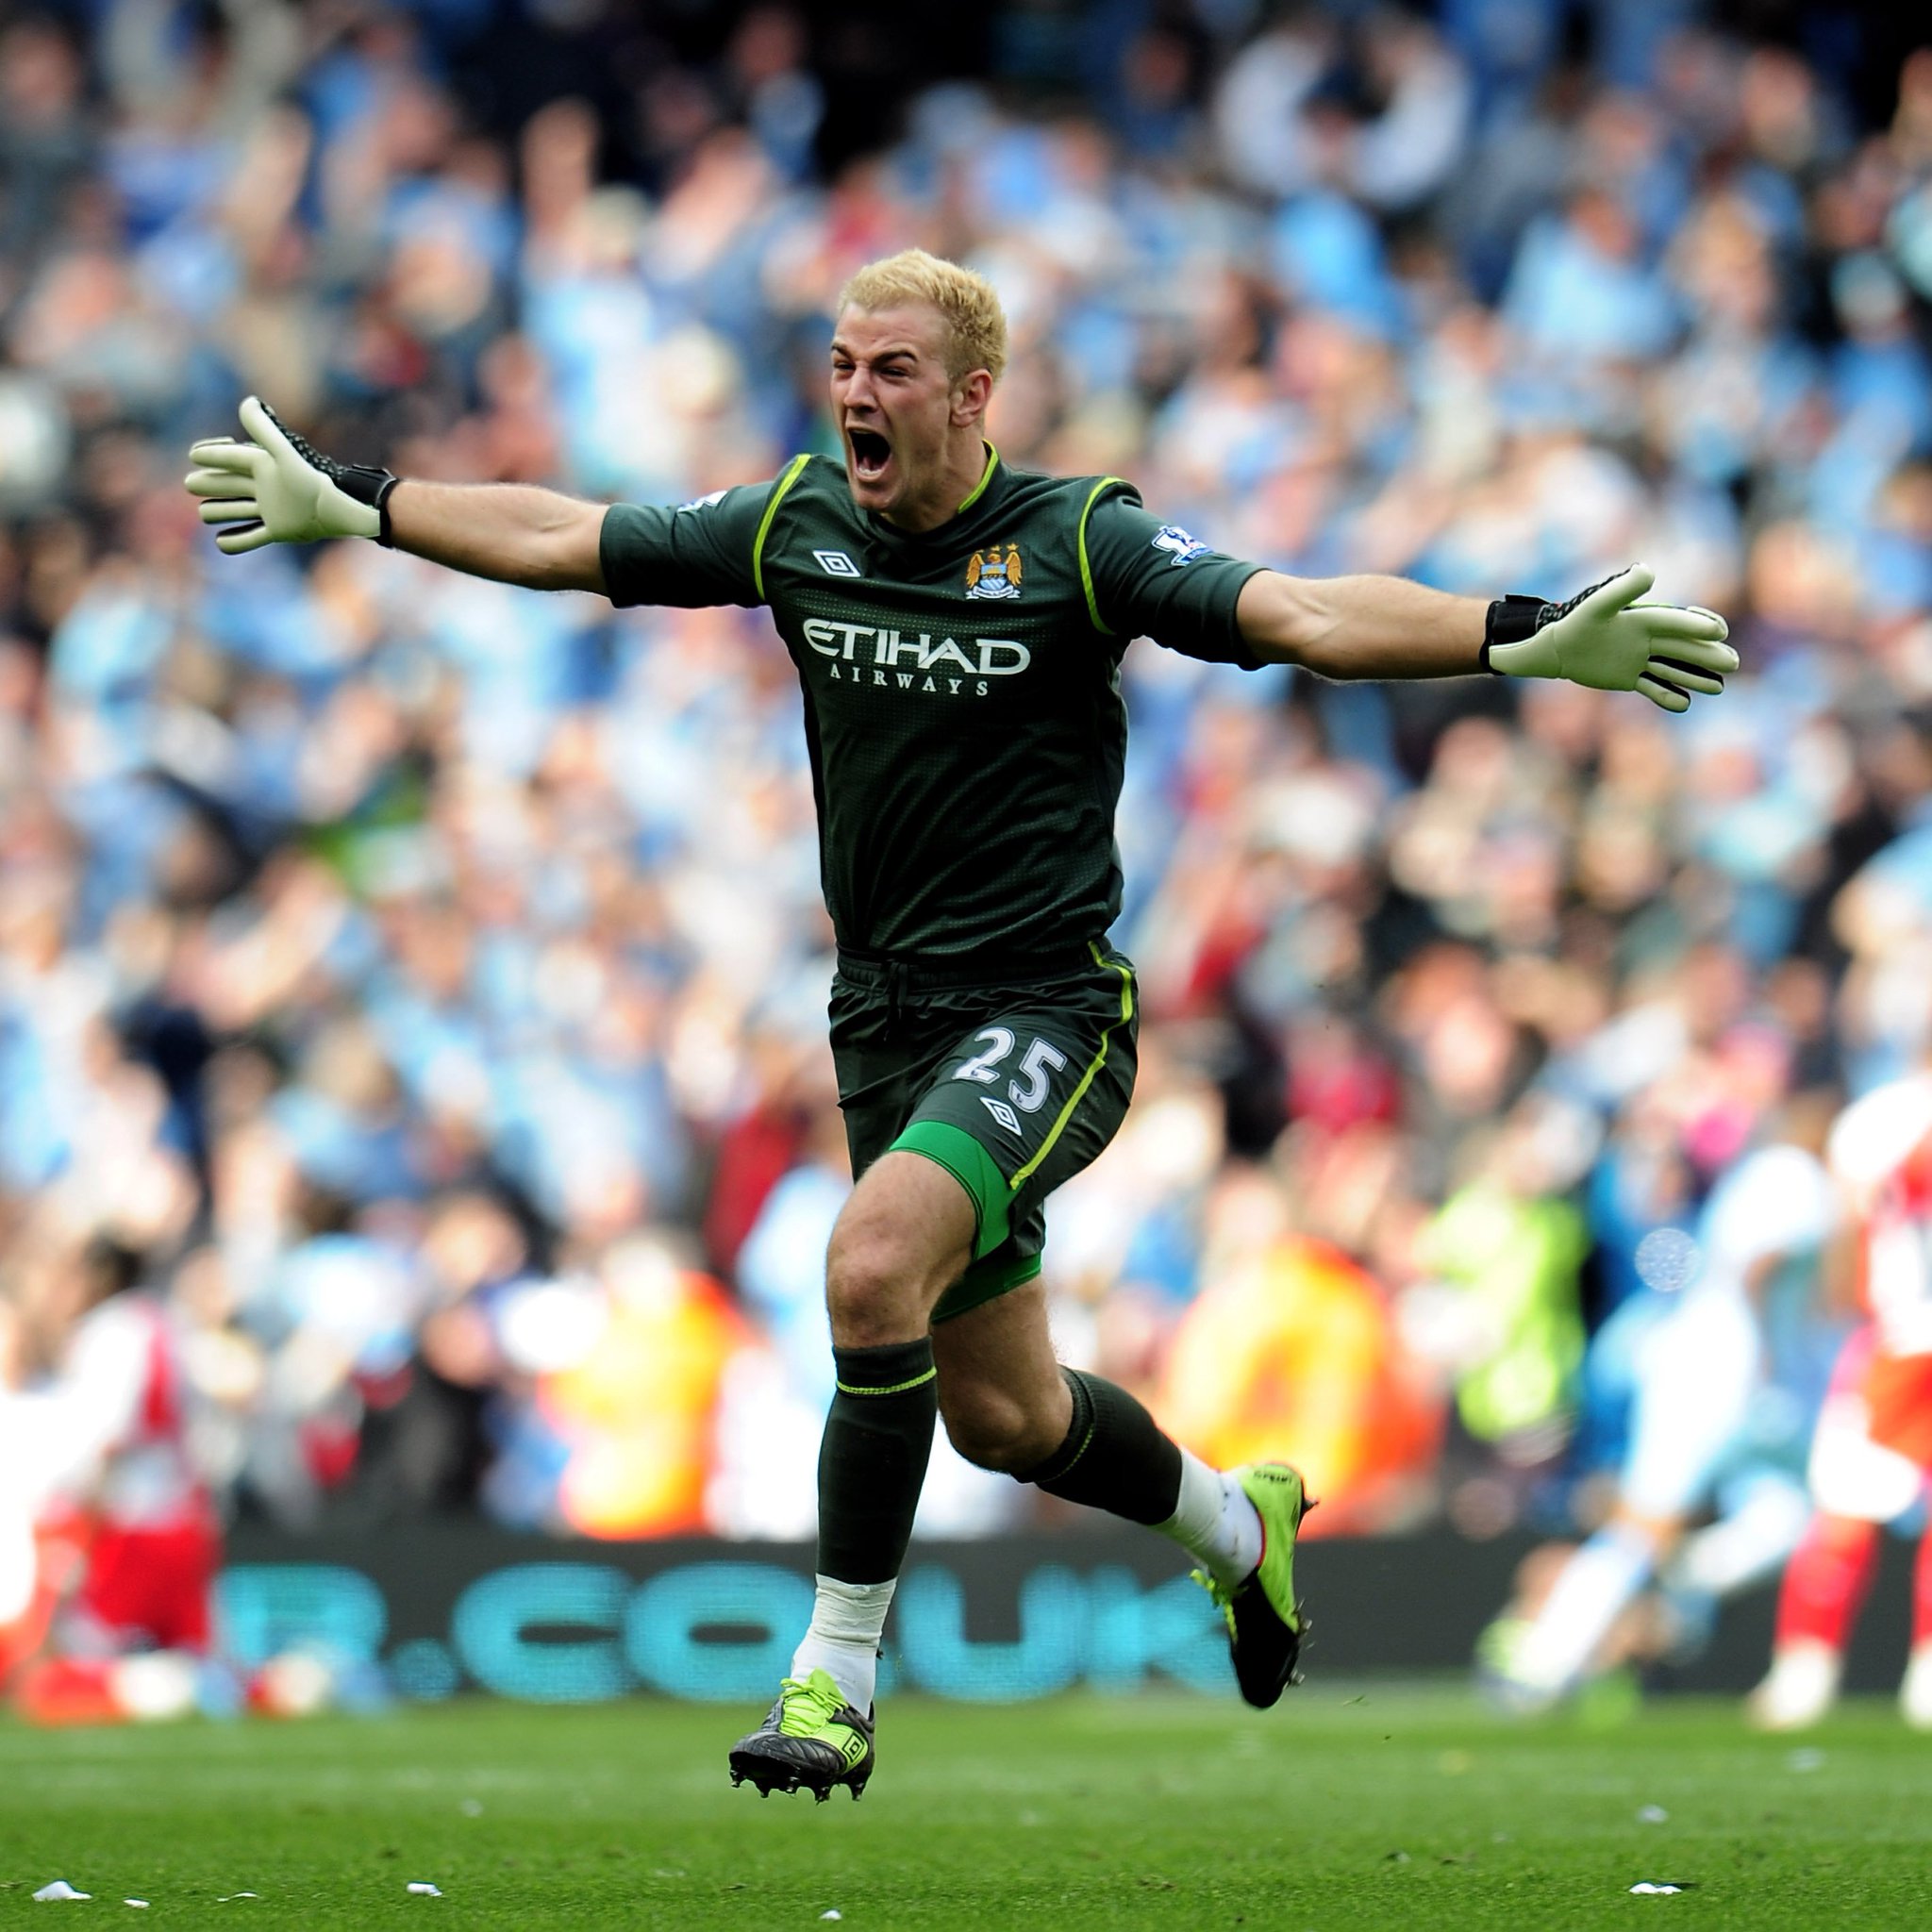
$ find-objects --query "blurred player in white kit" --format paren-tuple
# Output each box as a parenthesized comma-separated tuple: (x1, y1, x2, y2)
(1482, 1103, 1839, 1709)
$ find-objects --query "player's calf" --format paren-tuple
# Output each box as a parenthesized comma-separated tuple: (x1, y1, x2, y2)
(999, 1365, 1314, 1705)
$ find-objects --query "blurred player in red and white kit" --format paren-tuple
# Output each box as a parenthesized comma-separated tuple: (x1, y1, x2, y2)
(1751, 1073, 1932, 1730)
(0, 1294, 73, 1684)
(0, 1238, 220, 1724)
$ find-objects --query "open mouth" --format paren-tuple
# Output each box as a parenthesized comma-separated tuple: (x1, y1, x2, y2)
(847, 427, 891, 482)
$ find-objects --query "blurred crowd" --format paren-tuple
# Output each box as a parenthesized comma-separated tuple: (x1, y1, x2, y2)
(5, 0, 1932, 1563)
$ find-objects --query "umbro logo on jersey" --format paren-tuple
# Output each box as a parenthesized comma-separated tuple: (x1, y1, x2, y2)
(981, 1097, 1023, 1135)
(965, 543, 1024, 600)
(814, 549, 862, 577)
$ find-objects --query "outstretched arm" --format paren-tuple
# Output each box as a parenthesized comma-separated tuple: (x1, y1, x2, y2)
(1086, 489, 1737, 715)
(185, 396, 608, 593)
(1237, 564, 1737, 713)
(382, 479, 607, 592)
(1236, 570, 1488, 680)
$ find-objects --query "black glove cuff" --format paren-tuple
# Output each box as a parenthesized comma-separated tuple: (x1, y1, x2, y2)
(375, 472, 399, 550)
(332, 465, 402, 548)
(1480, 593, 1548, 672)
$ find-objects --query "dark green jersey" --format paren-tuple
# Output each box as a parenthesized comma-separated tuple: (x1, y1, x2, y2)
(599, 448, 1265, 961)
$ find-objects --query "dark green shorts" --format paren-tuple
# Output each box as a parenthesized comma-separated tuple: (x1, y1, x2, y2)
(829, 941, 1140, 1323)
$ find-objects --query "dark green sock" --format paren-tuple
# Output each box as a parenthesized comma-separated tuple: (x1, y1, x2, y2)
(817, 1338, 939, 1583)
(1018, 1367, 1183, 1526)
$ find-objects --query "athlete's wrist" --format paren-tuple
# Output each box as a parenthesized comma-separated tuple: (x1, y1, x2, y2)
(339, 465, 401, 547)
(1479, 594, 1548, 674)
(371, 475, 410, 549)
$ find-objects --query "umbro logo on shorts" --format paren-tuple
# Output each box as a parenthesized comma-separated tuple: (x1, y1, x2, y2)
(981, 1097, 1023, 1135)
(814, 549, 862, 577)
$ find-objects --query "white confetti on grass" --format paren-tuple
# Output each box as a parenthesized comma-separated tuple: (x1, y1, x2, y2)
(1629, 1883, 1683, 1895)
(407, 1882, 443, 1896)
(821, 1913, 843, 1922)
(32, 1880, 91, 1902)
(125, 1902, 150, 1910)
(216, 1893, 259, 1902)
(1638, 1805, 1669, 1824)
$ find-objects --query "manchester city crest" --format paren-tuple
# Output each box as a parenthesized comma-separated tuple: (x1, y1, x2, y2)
(965, 543, 1024, 600)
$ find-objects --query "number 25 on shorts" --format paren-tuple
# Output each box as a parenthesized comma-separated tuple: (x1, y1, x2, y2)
(951, 1027, 1070, 1114)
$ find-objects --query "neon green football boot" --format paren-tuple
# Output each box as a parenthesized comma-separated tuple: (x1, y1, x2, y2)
(728, 1668, 874, 1802)
(1193, 1461, 1313, 1708)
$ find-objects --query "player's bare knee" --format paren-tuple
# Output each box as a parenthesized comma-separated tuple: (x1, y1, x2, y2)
(825, 1169, 972, 1343)
(824, 1225, 924, 1344)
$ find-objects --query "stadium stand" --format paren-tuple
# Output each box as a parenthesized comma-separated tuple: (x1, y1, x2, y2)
(2, 0, 1929, 1580)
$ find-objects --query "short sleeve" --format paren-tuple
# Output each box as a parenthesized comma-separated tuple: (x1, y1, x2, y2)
(599, 479, 777, 610)
(1081, 486, 1268, 666)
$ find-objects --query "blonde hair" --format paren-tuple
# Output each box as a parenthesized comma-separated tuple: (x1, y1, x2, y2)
(836, 249, 1008, 386)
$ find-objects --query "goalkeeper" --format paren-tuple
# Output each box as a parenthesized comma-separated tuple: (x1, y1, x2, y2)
(185, 249, 1735, 1802)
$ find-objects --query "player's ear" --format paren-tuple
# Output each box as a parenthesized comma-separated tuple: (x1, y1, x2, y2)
(951, 368, 993, 426)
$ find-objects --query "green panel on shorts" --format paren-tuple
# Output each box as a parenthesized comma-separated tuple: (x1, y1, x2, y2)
(891, 1118, 1011, 1259)
(933, 1250, 1043, 1324)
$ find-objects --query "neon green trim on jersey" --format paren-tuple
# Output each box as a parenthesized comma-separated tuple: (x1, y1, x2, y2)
(891, 1118, 1011, 1258)
(836, 1365, 939, 1397)
(957, 441, 1000, 513)
(1008, 943, 1133, 1191)
(752, 454, 813, 603)
(1076, 476, 1127, 635)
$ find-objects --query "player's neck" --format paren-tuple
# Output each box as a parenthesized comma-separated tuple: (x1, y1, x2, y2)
(878, 438, 995, 535)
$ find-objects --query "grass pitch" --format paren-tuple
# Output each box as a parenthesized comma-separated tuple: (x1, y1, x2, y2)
(1, 1690, 1928, 1928)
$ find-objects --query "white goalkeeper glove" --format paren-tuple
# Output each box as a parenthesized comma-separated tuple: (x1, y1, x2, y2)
(1482, 565, 1736, 713)
(184, 395, 400, 554)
